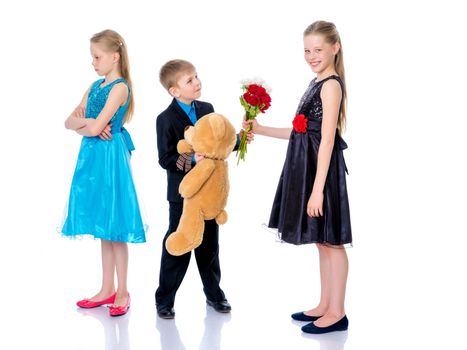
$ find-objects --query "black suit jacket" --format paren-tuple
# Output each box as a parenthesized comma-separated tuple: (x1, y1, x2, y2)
(156, 99, 215, 203)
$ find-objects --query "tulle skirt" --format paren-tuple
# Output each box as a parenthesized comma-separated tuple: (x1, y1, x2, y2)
(59, 134, 147, 243)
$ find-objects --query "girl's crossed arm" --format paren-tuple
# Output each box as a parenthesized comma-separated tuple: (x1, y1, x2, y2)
(64, 87, 90, 130)
(71, 83, 127, 137)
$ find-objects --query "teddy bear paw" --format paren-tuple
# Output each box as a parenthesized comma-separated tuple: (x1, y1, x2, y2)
(166, 231, 202, 256)
(215, 210, 228, 225)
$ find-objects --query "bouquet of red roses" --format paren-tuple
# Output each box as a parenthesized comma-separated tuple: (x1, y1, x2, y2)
(236, 78, 271, 164)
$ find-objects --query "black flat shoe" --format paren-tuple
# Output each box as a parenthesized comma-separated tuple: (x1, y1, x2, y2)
(291, 312, 322, 322)
(207, 299, 231, 313)
(157, 305, 175, 319)
(301, 315, 349, 334)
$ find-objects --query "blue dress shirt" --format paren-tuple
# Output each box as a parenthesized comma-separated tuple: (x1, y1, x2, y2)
(176, 99, 197, 125)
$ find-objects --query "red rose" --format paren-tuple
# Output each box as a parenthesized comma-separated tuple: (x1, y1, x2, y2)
(242, 84, 271, 112)
(248, 84, 265, 95)
(237, 79, 272, 164)
(259, 94, 271, 112)
(243, 93, 257, 106)
(293, 114, 307, 133)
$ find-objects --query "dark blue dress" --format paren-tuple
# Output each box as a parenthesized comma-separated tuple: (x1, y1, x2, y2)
(60, 78, 147, 243)
(268, 75, 352, 246)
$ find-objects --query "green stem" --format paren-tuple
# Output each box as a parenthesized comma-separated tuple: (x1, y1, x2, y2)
(236, 123, 251, 165)
(236, 110, 257, 164)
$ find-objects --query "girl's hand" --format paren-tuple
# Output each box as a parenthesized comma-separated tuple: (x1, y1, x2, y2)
(99, 124, 112, 141)
(307, 191, 324, 217)
(194, 152, 205, 163)
(72, 105, 86, 118)
(242, 116, 261, 134)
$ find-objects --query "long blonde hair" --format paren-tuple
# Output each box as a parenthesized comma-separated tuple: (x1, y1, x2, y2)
(304, 21, 347, 133)
(91, 29, 134, 123)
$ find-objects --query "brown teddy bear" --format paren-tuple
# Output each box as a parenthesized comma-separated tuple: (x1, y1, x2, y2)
(165, 113, 237, 256)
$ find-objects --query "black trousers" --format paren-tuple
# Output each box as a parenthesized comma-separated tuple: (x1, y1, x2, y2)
(155, 202, 226, 308)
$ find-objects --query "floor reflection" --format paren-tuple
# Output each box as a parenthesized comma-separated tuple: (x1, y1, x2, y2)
(156, 306, 231, 350)
(77, 306, 130, 350)
(301, 329, 348, 350)
(155, 313, 186, 350)
(198, 306, 231, 350)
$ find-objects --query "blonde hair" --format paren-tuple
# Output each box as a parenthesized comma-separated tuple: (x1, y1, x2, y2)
(91, 29, 134, 123)
(159, 59, 196, 91)
(304, 21, 347, 134)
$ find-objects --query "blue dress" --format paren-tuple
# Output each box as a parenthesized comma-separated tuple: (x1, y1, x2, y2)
(60, 78, 146, 243)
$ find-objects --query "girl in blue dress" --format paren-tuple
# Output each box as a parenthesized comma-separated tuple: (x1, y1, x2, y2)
(61, 29, 146, 317)
(245, 21, 351, 334)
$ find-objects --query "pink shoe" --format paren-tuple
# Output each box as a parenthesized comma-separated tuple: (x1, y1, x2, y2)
(77, 293, 116, 309)
(109, 294, 131, 317)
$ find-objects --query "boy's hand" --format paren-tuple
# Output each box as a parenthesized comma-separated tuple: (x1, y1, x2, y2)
(239, 129, 254, 144)
(99, 124, 112, 141)
(194, 152, 205, 162)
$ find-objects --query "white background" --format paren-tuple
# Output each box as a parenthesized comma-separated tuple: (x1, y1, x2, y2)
(1, 0, 466, 349)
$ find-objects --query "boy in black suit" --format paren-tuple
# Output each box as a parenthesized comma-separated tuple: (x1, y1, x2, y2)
(155, 59, 245, 319)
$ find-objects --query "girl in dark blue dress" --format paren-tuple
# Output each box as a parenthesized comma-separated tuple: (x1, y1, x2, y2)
(245, 21, 351, 334)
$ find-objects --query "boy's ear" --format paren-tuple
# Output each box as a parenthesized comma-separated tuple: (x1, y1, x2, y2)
(169, 86, 179, 98)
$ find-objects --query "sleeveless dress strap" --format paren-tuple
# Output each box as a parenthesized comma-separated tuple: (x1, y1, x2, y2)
(91, 79, 105, 90)
(106, 78, 125, 86)
(318, 75, 342, 85)
(319, 75, 343, 92)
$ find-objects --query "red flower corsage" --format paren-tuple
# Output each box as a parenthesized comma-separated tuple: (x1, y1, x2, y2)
(292, 114, 307, 133)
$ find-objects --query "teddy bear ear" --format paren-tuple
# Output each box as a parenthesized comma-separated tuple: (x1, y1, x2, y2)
(208, 115, 226, 140)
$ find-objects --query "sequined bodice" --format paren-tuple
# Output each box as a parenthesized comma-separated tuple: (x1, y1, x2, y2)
(296, 75, 343, 119)
(86, 78, 129, 131)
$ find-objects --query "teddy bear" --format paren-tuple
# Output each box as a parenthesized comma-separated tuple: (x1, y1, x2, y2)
(165, 112, 237, 256)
